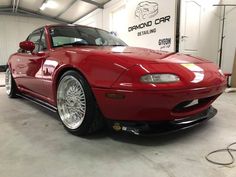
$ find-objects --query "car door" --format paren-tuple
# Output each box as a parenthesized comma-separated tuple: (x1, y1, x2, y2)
(16, 29, 49, 98)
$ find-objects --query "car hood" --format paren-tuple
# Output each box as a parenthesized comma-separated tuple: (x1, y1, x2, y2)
(70, 46, 212, 66)
(60, 46, 224, 89)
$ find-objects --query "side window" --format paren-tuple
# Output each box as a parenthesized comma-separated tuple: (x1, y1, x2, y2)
(39, 30, 48, 51)
(28, 31, 41, 53)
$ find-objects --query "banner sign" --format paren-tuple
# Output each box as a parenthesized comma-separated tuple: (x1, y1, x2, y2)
(126, 0, 177, 52)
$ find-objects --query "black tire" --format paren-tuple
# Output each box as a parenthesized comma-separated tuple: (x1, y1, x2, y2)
(57, 70, 104, 136)
(5, 67, 18, 98)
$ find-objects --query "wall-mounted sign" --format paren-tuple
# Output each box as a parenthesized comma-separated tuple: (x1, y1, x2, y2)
(126, 0, 177, 52)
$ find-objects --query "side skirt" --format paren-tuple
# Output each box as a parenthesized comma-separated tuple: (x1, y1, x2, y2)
(16, 93, 58, 113)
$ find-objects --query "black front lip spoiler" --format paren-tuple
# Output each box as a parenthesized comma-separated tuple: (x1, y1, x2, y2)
(108, 106, 217, 135)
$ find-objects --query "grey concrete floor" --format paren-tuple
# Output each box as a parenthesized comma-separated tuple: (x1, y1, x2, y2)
(0, 72, 236, 177)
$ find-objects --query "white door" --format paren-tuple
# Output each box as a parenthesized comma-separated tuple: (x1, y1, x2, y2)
(179, 0, 202, 56)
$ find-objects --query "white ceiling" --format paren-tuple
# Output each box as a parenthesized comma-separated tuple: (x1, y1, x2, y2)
(59, 0, 96, 21)
(0, 0, 110, 23)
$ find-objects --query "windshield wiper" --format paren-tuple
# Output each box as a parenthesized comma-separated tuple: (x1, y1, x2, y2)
(109, 45, 126, 46)
(55, 42, 97, 48)
(55, 42, 126, 48)
(64, 42, 89, 46)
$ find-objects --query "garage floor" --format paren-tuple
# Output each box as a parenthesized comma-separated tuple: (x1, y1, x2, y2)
(0, 72, 236, 177)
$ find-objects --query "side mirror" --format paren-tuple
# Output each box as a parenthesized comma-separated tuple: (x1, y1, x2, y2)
(110, 31, 118, 36)
(19, 41, 35, 53)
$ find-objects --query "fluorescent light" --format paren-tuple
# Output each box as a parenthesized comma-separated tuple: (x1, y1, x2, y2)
(46, 1, 58, 9)
(40, 0, 58, 11)
(40, 3, 46, 11)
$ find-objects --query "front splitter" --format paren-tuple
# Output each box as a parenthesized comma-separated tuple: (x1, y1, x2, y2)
(107, 106, 217, 135)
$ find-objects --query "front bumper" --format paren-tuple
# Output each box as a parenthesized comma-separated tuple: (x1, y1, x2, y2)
(93, 84, 225, 121)
(107, 106, 217, 135)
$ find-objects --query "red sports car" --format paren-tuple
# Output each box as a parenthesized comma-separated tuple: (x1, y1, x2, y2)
(5, 24, 226, 135)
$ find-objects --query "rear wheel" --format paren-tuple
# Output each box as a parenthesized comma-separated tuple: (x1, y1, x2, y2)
(5, 68, 18, 98)
(57, 70, 103, 136)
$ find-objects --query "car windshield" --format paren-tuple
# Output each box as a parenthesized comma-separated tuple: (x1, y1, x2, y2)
(49, 26, 127, 48)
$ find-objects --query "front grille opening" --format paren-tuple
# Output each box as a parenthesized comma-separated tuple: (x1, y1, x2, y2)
(173, 95, 218, 113)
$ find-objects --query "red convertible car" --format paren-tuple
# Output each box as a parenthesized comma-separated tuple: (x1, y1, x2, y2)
(5, 24, 226, 135)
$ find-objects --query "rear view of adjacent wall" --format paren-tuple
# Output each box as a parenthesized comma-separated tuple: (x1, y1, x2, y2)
(0, 15, 54, 66)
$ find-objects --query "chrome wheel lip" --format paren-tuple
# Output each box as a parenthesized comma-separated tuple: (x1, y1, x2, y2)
(5, 68, 12, 95)
(57, 75, 86, 130)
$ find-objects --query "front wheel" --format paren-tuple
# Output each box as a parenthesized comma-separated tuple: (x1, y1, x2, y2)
(5, 68, 18, 98)
(57, 70, 103, 136)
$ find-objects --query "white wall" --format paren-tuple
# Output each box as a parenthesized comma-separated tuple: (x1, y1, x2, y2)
(0, 15, 54, 65)
(103, 0, 127, 40)
(75, 9, 103, 29)
(75, 0, 127, 41)
(221, 0, 236, 73)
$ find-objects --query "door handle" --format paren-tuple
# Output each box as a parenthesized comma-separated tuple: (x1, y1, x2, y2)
(181, 35, 188, 40)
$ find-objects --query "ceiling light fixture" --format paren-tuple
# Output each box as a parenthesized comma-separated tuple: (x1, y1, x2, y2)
(40, 0, 58, 11)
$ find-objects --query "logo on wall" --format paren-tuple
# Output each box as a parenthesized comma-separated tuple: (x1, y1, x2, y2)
(126, 0, 176, 52)
(135, 1, 159, 20)
(128, 0, 171, 34)
(158, 38, 171, 49)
